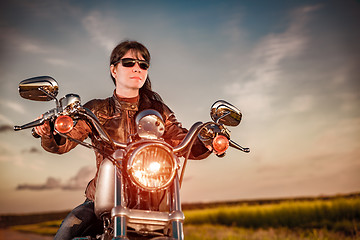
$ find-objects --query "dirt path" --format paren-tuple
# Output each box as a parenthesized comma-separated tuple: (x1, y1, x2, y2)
(0, 229, 53, 240)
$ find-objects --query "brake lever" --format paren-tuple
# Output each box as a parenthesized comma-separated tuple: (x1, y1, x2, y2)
(14, 118, 44, 131)
(13, 108, 57, 131)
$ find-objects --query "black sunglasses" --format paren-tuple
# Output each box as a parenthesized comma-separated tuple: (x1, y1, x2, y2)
(113, 58, 150, 70)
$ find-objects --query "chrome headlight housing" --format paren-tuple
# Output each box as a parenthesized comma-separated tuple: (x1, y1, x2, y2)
(135, 109, 165, 139)
(127, 143, 177, 192)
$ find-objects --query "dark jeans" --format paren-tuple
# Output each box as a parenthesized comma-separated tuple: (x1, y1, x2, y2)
(54, 200, 103, 240)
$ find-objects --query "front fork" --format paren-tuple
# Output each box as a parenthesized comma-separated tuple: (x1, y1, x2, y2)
(112, 169, 184, 240)
(113, 167, 128, 240)
(170, 174, 184, 240)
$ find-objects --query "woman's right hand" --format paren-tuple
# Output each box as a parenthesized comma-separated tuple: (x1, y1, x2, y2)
(34, 115, 51, 137)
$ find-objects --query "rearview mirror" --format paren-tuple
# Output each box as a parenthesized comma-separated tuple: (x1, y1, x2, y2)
(210, 100, 242, 126)
(19, 76, 59, 101)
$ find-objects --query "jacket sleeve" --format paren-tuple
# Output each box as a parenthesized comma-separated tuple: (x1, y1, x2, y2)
(40, 99, 97, 154)
(162, 104, 211, 160)
(41, 119, 92, 154)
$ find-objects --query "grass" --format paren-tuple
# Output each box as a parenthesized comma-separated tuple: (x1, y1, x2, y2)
(11, 222, 359, 239)
(184, 224, 359, 240)
(11, 220, 61, 236)
(184, 197, 360, 235)
(9, 196, 360, 239)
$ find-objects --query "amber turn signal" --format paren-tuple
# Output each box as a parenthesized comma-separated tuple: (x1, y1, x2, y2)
(212, 135, 229, 154)
(55, 115, 74, 133)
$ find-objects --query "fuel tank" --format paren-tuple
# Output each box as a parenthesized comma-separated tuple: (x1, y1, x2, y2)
(94, 158, 115, 218)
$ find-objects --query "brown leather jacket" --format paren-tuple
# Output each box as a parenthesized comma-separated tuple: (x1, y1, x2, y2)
(41, 91, 210, 200)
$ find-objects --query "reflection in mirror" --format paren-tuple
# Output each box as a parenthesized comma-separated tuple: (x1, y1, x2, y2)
(19, 76, 58, 101)
(210, 100, 242, 126)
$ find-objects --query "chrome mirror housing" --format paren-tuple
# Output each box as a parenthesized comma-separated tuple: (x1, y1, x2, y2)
(210, 100, 242, 126)
(136, 110, 165, 139)
(18, 76, 58, 101)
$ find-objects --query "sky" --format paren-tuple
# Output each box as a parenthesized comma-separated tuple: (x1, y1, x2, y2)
(0, 0, 359, 214)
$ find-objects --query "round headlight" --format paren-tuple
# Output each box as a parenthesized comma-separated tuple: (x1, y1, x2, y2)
(127, 143, 177, 191)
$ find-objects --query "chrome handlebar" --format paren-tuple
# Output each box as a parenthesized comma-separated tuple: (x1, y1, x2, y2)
(78, 108, 127, 149)
(14, 105, 249, 155)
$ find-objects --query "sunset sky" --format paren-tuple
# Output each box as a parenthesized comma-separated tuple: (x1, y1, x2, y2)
(0, 0, 359, 214)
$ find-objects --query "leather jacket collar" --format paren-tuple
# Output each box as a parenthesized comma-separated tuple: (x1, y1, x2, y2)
(111, 90, 139, 113)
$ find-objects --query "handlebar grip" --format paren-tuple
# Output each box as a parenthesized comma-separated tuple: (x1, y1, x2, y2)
(13, 125, 22, 131)
(31, 128, 41, 138)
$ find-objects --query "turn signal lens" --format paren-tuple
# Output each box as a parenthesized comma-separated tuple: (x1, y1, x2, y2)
(55, 115, 74, 133)
(212, 135, 229, 154)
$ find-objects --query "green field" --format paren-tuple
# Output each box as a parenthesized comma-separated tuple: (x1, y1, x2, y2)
(8, 195, 360, 239)
(11, 222, 358, 240)
(184, 197, 360, 233)
(184, 225, 358, 240)
(183, 197, 360, 239)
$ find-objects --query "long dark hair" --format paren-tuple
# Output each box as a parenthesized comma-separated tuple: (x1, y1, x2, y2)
(110, 40, 165, 115)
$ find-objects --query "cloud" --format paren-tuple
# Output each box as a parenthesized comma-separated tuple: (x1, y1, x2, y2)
(0, 125, 43, 154)
(0, 124, 13, 133)
(82, 11, 118, 52)
(0, 142, 47, 171)
(224, 5, 320, 117)
(0, 144, 12, 156)
(21, 147, 43, 154)
(253, 146, 360, 196)
(0, 139, 26, 167)
(257, 116, 360, 187)
(289, 95, 314, 113)
(17, 177, 61, 190)
(0, 114, 14, 125)
(62, 165, 96, 190)
(0, 29, 56, 55)
(338, 92, 358, 112)
(45, 58, 72, 67)
(0, 142, 44, 170)
(312, 117, 360, 153)
(20, 42, 50, 54)
(0, 100, 26, 115)
(16, 165, 96, 191)
(221, 11, 247, 43)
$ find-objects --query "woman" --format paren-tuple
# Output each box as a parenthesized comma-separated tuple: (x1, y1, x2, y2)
(35, 40, 211, 239)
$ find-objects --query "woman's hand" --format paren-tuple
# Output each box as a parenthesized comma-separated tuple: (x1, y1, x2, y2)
(198, 124, 229, 157)
(33, 115, 51, 137)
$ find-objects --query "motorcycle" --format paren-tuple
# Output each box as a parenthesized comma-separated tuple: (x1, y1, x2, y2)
(14, 76, 250, 240)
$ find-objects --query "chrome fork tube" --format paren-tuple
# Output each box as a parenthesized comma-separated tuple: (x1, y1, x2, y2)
(113, 167, 128, 240)
(171, 173, 184, 240)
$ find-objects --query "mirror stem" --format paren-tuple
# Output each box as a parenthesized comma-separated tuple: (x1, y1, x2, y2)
(39, 87, 60, 108)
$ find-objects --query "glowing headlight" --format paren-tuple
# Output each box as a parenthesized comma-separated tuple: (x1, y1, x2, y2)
(127, 143, 177, 191)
